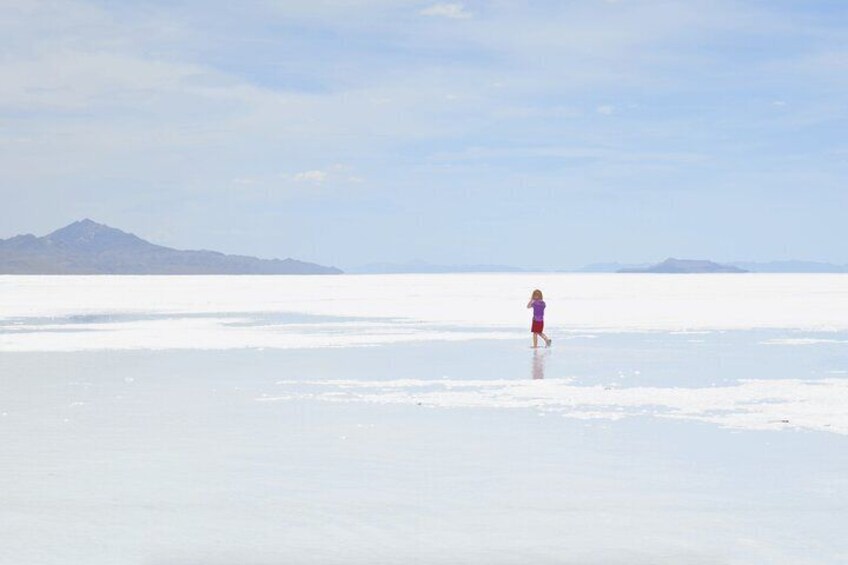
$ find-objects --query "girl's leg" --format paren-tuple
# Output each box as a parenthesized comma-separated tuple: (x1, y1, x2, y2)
(539, 332, 551, 346)
(532, 333, 539, 348)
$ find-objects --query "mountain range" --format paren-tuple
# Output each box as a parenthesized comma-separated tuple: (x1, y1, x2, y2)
(349, 259, 847, 274)
(0, 220, 341, 275)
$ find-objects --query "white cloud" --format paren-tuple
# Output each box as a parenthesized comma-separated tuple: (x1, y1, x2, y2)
(596, 105, 615, 116)
(419, 3, 471, 19)
(293, 170, 328, 184)
(291, 165, 365, 186)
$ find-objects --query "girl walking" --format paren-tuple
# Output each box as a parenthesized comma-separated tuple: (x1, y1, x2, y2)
(527, 289, 552, 348)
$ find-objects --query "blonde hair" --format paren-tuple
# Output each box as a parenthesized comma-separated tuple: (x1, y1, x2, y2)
(532, 289, 543, 300)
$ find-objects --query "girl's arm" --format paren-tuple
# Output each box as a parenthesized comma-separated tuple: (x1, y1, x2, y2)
(527, 299, 534, 309)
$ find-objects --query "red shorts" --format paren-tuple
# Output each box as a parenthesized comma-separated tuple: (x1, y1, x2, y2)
(531, 319, 544, 333)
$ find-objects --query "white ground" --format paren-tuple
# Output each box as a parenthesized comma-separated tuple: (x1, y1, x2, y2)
(1, 275, 846, 563)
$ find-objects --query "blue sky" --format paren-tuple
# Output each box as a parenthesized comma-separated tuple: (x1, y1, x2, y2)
(1, 0, 846, 268)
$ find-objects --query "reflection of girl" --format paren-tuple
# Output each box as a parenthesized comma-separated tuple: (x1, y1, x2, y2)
(532, 349, 549, 380)
(526, 289, 552, 348)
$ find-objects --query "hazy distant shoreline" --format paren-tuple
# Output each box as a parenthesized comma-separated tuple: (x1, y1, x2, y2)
(2, 220, 844, 275)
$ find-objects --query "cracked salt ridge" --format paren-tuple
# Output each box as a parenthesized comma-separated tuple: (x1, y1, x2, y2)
(260, 378, 848, 435)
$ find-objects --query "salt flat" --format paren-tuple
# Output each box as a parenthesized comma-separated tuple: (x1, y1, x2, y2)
(1, 275, 846, 564)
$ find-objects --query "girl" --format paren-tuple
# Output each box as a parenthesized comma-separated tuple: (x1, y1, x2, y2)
(527, 289, 552, 348)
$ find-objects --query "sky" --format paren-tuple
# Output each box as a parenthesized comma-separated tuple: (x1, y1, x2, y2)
(1, 0, 847, 269)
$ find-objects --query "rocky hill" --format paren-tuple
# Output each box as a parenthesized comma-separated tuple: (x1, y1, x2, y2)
(0, 220, 342, 275)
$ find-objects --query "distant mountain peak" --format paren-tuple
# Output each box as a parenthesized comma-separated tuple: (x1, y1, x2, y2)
(45, 219, 148, 252)
(49, 218, 117, 236)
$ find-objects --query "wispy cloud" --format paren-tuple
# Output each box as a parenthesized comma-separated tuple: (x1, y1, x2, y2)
(419, 3, 472, 19)
(1, 0, 846, 264)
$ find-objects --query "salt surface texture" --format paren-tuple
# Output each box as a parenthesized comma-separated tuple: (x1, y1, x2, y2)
(2, 275, 847, 564)
(1, 274, 846, 351)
